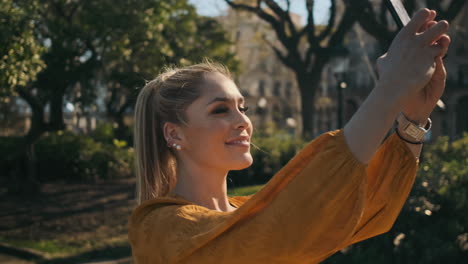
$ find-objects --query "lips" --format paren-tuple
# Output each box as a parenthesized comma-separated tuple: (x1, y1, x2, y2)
(225, 136, 250, 146)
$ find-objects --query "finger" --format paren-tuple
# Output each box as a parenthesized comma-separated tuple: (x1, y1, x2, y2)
(437, 34, 451, 47)
(404, 8, 432, 35)
(429, 44, 445, 58)
(418, 20, 437, 34)
(419, 20, 449, 45)
(417, 10, 437, 33)
(434, 56, 447, 78)
(438, 35, 451, 56)
(426, 21, 437, 29)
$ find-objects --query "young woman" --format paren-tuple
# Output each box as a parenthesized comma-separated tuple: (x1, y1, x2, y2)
(128, 8, 450, 264)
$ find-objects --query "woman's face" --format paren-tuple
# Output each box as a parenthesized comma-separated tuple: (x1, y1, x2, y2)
(178, 72, 253, 171)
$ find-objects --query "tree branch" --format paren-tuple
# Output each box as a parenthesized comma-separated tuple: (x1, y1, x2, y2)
(305, 0, 316, 44)
(317, 0, 336, 41)
(328, 2, 357, 48)
(350, 0, 394, 47)
(439, 0, 467, 22)
(262, 34, 291, 67)
(263, 0, 297, 37)
(225, 0, 299, 62)
(16, 85, 43, 114)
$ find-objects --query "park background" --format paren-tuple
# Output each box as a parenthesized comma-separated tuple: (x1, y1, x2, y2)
(0, 0, 467, 263)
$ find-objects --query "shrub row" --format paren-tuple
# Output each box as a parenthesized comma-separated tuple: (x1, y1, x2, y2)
(0, 129, 134, 184)
(227, 128, 308, 188)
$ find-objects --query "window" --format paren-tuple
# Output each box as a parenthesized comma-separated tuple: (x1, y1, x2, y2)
(258, 80, 265, 96)
(285, 81, 292, 98)
(273, 81, 281, 96)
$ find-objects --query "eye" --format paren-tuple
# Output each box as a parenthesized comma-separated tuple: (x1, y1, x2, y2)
(239, 106, 249, 113)
(212, 107, 229, 114)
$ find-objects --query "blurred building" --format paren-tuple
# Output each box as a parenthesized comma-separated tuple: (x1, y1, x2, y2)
(441, 3, 468, 142)
(219, 9, 303, 134)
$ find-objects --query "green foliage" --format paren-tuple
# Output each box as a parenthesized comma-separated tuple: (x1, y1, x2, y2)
(324, 133, 468, 264)
(0, 236, 77, 255)
(227, 127, 307, 188)
(228, 184, 263, 196)
(89, 122, 116, 144)
(33, 130, 134, 182)
(0, 0, 45, 95)
(102, 0, 239, 126)
(0, 131, 134, 183)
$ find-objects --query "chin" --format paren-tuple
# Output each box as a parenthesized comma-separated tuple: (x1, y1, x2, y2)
(230, 154, 253, 170)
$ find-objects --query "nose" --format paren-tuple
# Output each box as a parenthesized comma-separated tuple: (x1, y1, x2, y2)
(234, 110, 251, 130)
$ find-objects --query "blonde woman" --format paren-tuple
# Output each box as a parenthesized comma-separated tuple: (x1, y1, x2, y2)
(129, 9, 450, 264)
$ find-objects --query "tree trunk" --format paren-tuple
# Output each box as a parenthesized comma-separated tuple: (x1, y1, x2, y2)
(295, 56, 328, 138)
(14, 106, 45, 194)
(14, 85, 67, 194)
(114, 113, 127, 140)
(296, 73, 321, 138)
(49, 88, 66, 131)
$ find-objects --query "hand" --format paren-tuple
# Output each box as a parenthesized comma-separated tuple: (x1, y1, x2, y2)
(403, 20, 451, 125)
(376, 9, 449, 109)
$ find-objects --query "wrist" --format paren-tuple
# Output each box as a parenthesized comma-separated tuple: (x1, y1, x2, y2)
(401, 112, 430, 127)
(373, 82, 407, 113)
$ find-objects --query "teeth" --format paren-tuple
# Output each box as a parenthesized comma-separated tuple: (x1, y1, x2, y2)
(229, 140, 248, 144)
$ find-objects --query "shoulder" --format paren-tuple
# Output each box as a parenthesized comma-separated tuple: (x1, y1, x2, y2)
(128, 196, 249, 262)
(128, 195, 251, 234)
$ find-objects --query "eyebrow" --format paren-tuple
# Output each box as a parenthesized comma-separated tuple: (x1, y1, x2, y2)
(206, 96, 245, 106)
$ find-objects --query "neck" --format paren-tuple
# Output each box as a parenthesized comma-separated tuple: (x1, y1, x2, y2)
(173, 161, 236, 212)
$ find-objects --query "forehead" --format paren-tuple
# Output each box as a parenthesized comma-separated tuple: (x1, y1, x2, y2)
(200, 72, 242, 99)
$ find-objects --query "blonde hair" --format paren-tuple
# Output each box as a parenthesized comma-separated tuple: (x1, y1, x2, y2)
(134, 62, 231, 204)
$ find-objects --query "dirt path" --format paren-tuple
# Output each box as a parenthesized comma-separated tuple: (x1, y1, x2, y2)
(0, 178, 136, 263)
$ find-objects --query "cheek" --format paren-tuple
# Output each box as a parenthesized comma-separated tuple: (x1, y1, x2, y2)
(186, 121, 228, 150)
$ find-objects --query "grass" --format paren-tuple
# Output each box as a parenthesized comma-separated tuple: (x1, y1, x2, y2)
(0, 238, 74, 255)
(228, 184, 264, 196)
(0, 236, 129, 259)
(1, 183, 264, 262)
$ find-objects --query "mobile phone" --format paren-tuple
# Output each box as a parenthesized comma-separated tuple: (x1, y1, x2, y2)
(384, 0, 411, 29)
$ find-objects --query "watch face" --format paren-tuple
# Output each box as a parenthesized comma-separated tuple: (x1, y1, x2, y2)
(404, 123, 425, 141)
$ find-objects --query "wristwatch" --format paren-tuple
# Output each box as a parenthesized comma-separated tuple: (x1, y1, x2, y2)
(396, 113, 432, 143)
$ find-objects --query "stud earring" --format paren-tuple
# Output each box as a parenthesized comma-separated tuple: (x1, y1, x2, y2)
(172, 143, 181, 150)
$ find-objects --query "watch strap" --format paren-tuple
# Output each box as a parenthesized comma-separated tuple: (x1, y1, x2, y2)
(396, 113, 432, 143)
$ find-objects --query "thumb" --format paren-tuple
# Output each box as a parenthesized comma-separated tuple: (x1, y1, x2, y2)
(433, 56, 447, 80)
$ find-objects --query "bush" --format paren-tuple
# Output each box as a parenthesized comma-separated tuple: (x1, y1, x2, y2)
(0, 136, 23, 187)
(0, 130, 134, 184)
(89, 122, 115, 145)
(324, 133, 468, 264)
(35, 130, 134, 182)
(227, 128, 307, 188)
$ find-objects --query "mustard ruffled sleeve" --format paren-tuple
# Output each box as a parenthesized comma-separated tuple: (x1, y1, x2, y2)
(128, 129, 418, 264)
(346, 132, 419, 245)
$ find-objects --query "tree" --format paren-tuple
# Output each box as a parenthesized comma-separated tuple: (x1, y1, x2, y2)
(2, 0, 238, 192)
(101, 1, 239, 140)
(0, 0, 45, 192)
(225, 0, 358, 136)
(0, 0, 44, 95)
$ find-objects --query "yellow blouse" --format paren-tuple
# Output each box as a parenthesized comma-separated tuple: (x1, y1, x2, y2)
(128, 129, 418, 264)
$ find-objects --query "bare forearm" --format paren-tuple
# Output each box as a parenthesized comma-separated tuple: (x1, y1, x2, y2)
(343, 84, 404, 165)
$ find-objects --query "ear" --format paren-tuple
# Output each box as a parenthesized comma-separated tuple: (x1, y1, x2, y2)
(163, 122, 185, 146)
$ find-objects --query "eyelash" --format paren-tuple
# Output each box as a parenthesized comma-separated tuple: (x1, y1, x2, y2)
(213, 106, 249, 114)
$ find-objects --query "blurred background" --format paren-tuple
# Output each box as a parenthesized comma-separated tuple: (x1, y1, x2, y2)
(0, 0, 467, 263)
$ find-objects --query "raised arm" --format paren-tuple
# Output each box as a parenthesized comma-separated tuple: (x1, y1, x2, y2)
(344, 8, 449, 164)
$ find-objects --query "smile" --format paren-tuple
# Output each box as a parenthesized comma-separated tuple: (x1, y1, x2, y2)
(225, 140, 250, 147)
